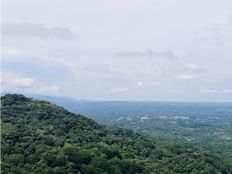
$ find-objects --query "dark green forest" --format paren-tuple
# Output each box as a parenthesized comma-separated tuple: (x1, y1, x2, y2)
(1, 94, 232, 174)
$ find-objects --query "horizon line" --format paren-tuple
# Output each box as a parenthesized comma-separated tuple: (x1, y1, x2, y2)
(1, 92, 232, 103)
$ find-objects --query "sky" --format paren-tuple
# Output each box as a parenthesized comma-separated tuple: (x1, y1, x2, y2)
(1, 0, 232, 101)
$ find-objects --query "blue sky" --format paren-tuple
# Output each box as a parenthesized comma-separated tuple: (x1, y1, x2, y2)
(1, 0, 232, 101)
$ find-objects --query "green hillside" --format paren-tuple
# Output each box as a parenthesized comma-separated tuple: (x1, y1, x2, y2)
(1, 94, 232, 174)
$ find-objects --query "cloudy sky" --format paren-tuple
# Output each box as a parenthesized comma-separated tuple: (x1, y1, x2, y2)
(1, 0, 232, 101)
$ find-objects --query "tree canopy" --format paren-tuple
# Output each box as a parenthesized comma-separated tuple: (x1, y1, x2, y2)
(1, 94, 232, 174)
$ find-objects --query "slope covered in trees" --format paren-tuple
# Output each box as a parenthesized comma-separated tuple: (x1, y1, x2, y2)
(1, 94, 232, 174)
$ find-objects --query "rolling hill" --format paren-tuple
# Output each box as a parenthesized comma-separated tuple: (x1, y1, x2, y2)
(1, 94, 232, 174)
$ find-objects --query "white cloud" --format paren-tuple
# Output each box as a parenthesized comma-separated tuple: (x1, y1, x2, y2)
(12, 77, 36, 88)
(137, 81, 160, 88)
(83, 64, 136, 78)
(1, 47, 25, 61)
(200, 87, 232, 94)
(39, 85, 60, 93)
(1, 71, 60, 94)
(174, 63, 204, 73)
(115, 49, 176, 61)
(111, 87, 129, 93)
(182, 64, 205, 73)
(184, 64, 200, 70)
(165, 63, 204, 81)
(176, 74, 195, 80)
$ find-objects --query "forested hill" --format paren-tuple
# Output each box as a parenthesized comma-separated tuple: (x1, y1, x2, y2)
(1, 94, 232, 174)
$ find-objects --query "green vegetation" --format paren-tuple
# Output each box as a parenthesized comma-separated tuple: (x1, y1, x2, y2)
(68, 101, 232, 161)
(1, 94, 232, 174)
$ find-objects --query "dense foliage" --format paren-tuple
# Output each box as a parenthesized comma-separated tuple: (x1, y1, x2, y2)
(1, 94, 232, 174)
(60, 100, 232, 160)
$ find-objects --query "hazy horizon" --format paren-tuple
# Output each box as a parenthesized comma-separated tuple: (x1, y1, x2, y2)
(1, 92, 232, 103)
